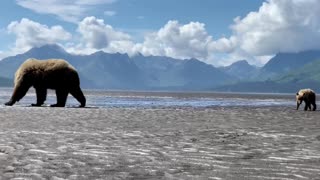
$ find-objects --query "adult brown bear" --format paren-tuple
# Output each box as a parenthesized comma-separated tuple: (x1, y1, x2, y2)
(296, 89, 316, 111)
(5, 58, 86, 107)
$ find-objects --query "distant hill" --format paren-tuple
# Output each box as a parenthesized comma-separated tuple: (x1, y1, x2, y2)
(133, 56, 234, 90)
(214, 51, 320, 93)
(220, 60, 260, 80)
(0, 44, 234, 90)
(0, 44, 72, 80)
(0, 77, 12, 87)
(259, 50, 320, 79)
(274, 59, 320, 83)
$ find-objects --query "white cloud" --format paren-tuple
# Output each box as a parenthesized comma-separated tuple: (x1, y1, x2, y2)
(224, 0, 320, 57)
(72, 18, 273, 66)
(193, 0, 320, 66)
(134, 20, 215, 61)
(72, 18, 219, 62)
(209, 36, 237, 54)
(74, 16, 135, 55)
(7, 18, 71, 53)
(16, 0, 117, 23)
(6, 0, 320, 67)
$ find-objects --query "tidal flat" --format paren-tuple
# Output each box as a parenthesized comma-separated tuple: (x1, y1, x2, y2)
(0, 105, 320, 179)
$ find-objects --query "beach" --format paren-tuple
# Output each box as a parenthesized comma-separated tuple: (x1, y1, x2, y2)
(0, 105, 320, 179)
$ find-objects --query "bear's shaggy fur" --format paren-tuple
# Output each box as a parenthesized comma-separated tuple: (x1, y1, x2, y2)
(5, 58, 86, 107)
(296, 89, 316, 111)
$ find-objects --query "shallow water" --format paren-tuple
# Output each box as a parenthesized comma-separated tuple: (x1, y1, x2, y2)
(0, 88, 296, 108)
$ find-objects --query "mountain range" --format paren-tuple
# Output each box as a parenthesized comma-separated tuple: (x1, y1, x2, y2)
(0, 44, 233, 90)
(215, 51, 320, 93)
(1, 44, 320, 92)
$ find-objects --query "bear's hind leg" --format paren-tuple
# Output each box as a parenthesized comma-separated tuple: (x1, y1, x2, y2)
(32, 87, 47, 106)
(312, 102, 317, 111)
(51, 89, 68, 107)
(70, 86, 86, 107)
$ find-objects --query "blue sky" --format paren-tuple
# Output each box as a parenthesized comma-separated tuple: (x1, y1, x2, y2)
(1, 0, 320, 66)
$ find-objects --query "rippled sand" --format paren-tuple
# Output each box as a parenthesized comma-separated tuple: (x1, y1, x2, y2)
(0, 106, 320, 179)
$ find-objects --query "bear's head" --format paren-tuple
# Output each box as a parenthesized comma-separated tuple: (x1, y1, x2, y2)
(296, 92, 304, 110)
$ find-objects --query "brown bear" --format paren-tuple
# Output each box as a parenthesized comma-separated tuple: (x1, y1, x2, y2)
(5, 58, 86, 107)
(296, 89, 316, 111)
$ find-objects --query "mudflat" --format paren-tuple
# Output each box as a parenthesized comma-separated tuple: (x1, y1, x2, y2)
(0, 106, 320, 179)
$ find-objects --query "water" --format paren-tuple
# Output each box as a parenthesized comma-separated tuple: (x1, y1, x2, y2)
(0, 88, 296, 108)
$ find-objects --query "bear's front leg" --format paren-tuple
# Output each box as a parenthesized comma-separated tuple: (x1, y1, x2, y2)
(5, 100, 15, 106)
(296, 101, 301, 110)
(5, 84, 31, 106)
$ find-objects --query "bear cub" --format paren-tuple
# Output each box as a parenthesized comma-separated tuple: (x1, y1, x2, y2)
(296, 89, 316, 111)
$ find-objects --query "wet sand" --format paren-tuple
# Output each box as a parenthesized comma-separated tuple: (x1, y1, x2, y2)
(0, 106, 320, 179)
